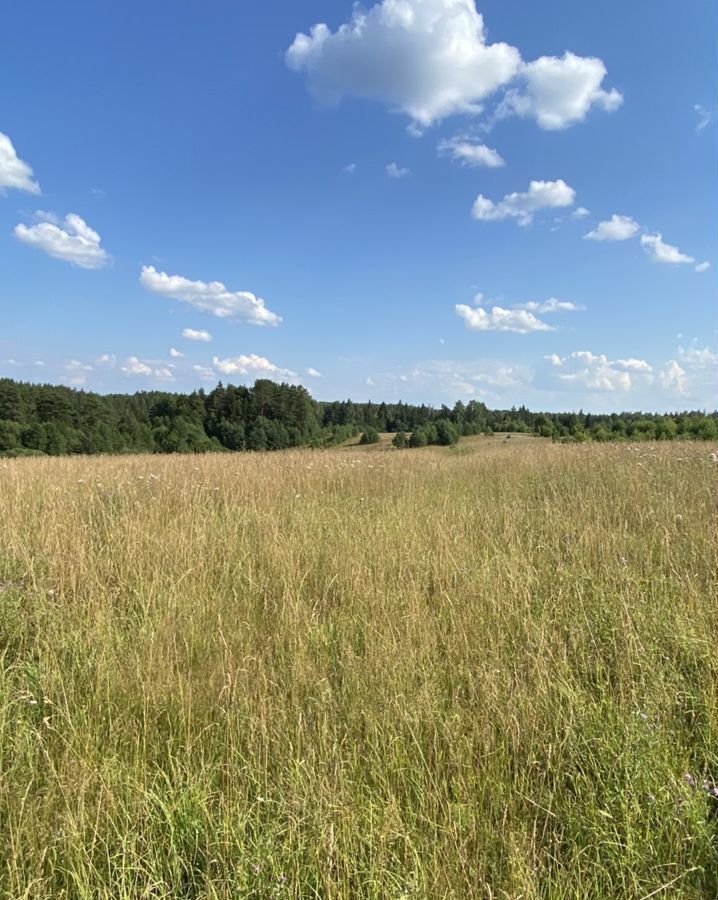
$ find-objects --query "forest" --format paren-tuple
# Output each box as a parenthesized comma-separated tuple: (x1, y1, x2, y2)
(0, 376, 716, 456)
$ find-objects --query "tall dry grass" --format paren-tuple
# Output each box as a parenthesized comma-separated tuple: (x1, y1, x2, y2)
(0, 437, 716, 898)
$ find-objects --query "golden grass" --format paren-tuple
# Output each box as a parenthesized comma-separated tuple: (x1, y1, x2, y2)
(0, 438, 716, 898)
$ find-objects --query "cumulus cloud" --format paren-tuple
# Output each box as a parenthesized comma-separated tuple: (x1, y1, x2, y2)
(546, 350, 653, 392)
(120, 356, 174, 380)
(472, 178, 575, 225)
(571, 206, 590, 219)
(661, 344, 718, 402)
(140, 266, 281, 326)
(386, 162, 410, 178)
(286, 0, 521, 128)
(581, 217, 705, 272)
(584, 214, 640, 242)
(498, 52, 622, 130)
(367, 357, 531, 404)
(0, 132, 40, 194)
(516, 297, 584, 313)
(192, 364, 215, 381)
(212, 354, 296, 379)
(658, 360, 688, 395)
(169, 347, 184, 358)
(62, 359, 93, 385)
(65, 359, 93, 372)
(182, 328, 212, 342)
(120, 357, 152, 376)
(677, 344, 718, 369)
(438, 135, 504, 167)
(14, 212, 110, 269)
(95, 353, 116, 367)
(456, 303, 553, 333)
(305, 367, 322, 377)
(640, 233, 694, 265)
(614, 358, 653, 373)
(286, 1, 620, 133)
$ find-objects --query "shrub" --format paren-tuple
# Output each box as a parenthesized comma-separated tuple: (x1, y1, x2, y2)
(359, 429, 380, 445)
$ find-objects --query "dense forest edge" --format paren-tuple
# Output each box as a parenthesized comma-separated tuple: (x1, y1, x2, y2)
(0, 377, 716, 457)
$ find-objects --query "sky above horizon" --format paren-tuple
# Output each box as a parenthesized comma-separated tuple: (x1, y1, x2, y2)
(1, 0, 716, 412)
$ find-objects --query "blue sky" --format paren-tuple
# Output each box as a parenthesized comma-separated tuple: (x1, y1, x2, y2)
(1, 0, 715, 411)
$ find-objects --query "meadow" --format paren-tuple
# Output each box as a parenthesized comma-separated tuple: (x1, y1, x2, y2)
(0, 436, 715, 899)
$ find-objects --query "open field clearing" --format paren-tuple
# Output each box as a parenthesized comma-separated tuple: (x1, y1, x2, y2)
(0, 440, 716, 898)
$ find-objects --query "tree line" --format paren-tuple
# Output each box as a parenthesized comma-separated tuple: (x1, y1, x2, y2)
(0, 377, 715, 457)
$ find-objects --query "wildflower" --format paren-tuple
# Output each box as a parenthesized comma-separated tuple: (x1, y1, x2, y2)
(684, 773, 696, 788)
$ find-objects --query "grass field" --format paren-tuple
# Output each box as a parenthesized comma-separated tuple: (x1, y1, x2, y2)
(0, 438, 716, 898)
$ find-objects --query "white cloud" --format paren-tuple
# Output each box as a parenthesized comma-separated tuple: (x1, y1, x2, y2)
(369, 357, 531, 404)
(516, 297, 584, 313)
(14, 212, 110, 269)
(571, 206, 590, 219)
(62, 359, 93, 386)
(694, 103, 716, 133)
(658, 360, 688, 395)
(169, 347, 184, 358)
(182, 327, 212, 342)
(286, 0, 521, 128)
(192, 364, 215, 380)
(581, 218, 704, 271)
(498, 52, 622, 130)
(472, 179, 575, 225)
(212, 354, 296, 379)
(640, 232, 694, 265)
(65, 359, 93, 372)
(662, 344, 718, 402)
(343, 162, 357, 174)
(456, 303, 553, 333)
(438, 135, 504, 167)
(305, 367, 322, 377)
(548, 350, 652, 392)
(584, 214, 640, 242)
(140, 266, 281, 326)
(286, 2, 619, 134)
(677, 344, 718, 368)
(542, 344, 712, 404)
(120, 356, 175, 380)
(386, 162, 410, 178)
(614, 358, 653, 373)
(120, 357, 153, 376)
(0, 132, 40, 194)
(95, 353, 116, 367)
